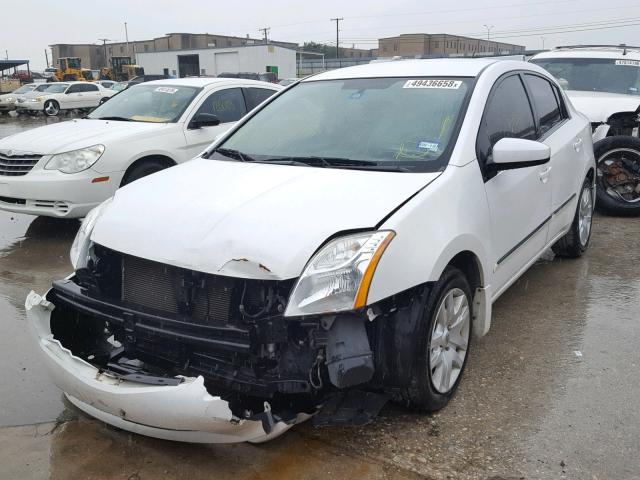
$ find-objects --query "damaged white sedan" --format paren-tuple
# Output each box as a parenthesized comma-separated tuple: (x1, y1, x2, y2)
(27, 58, 595, 443)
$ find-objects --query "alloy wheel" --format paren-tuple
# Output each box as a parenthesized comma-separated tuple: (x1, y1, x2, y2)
(44, 101, 59, 116)
(578, 183, 594, 246)
(429, 287, 470, 394)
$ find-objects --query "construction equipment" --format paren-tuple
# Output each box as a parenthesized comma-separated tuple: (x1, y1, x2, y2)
(99, 56, 144, 82)
(50, 57, 94, 82)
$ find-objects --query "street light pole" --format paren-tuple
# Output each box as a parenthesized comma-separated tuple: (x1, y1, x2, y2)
(540, 36, 547, 50)
(330, 17, 343, 58)
(483, 24, 494, 41)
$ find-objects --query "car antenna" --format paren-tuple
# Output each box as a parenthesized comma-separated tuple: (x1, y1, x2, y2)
(621, 43, 628, 55)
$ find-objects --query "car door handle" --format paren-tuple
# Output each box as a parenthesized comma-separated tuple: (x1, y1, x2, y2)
(539, 166, 552, 183)
(573, 138, 583, 152)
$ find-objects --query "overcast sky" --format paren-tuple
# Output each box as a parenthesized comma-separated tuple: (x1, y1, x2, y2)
(4, 0, 640, 69)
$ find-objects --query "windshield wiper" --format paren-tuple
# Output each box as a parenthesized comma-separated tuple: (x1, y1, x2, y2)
(95, 116, 132, 122)
(213, 147, 256, 162)
(257, 156, 410, 172)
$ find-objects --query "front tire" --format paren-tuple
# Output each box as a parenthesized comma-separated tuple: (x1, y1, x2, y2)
(552, 176, 594, 258)
(404, 267, 472, 411)
(43, 100, 60, 117)
(594, 136, 640, 216)
(121, 159, 168, 186)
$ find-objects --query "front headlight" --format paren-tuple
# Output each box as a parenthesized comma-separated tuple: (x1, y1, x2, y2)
(284, 231, 395, 317)
(28, 97, 42, 103)
(5, 97, 14, 102)
(45, 145, 105, 174)
(69, 198, 112, 269)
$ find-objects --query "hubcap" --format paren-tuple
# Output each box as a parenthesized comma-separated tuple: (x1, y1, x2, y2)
(429, 288, 470, 394)
(45, 102, 58, 115)
(578, 184, 594, 246)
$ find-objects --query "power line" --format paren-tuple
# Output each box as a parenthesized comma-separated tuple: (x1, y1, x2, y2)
(336, 16, 640, 48)
(342, 15, 640, 41)
(273, 1, 640, 44)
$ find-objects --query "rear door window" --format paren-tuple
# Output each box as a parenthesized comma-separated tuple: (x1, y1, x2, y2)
(524, 74, 564, 136)
(196, 88, 247, 123)
(243, 87, 277, 110)
(477, 74, 537, 167)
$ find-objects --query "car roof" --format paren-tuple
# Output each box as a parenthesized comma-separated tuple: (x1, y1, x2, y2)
(304, 58, 501, 81)
(532, 46, 640, 60)
(141, 77, 280, 88)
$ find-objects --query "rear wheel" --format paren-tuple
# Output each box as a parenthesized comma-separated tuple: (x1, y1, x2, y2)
(404, 267, 472, 411)
(552, 176, 594, 258)
(594, 136, 640, 215)
(121, 159, 168, 186)
(43, 100, 60, 117)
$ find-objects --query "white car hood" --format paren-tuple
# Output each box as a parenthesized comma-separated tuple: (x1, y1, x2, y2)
(0, 119, 170, 154)
(92, 158, 440, 280)
(566, 90, 640, 123)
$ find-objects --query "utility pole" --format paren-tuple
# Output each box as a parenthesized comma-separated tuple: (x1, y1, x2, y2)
(330, 17, 343, 58)
(44, 49, 49, 68)
(124, 22, 130, 58)
(259, 27, 270, 45)
(540, 36, 546, 50)
(98, 38, 111, 68)
(4, 50, 8, 60)
(483, 24, 494, 41)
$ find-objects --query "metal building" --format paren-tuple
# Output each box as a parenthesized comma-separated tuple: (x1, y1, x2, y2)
(135, 44, 297, 79)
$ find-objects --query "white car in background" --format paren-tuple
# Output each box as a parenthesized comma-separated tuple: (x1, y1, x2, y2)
(0, 78, 281, 217)
(15, 81, 117, 116)
(26, 59, 595, 443)
(0, 83, 50, 114)
(531, 45, 640, 214)
(95, 80, 116, 89)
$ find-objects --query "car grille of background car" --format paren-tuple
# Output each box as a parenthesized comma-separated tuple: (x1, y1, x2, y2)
(0, 152, 43, 176)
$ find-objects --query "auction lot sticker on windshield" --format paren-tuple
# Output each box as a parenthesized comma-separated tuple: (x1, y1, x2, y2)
(155, 87, 178, 94)
(404, 79, 462, 89)
(615, 60, 640, 67)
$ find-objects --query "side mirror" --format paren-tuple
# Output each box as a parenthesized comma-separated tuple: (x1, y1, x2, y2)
(189, 113, 221, 129)
(491, 138, 550, 170)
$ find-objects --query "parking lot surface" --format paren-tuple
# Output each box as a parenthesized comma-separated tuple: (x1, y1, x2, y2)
(1, 114, 639, 479)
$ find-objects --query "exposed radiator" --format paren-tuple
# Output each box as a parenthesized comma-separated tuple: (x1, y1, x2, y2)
(121, 254, 233, 326)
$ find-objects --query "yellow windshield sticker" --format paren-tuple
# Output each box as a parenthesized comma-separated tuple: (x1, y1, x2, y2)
(129, 115, 169, 123)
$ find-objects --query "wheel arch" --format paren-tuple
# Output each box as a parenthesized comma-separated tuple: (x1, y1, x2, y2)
(429, 243, 492, 338)
(120, 154, 177, 187)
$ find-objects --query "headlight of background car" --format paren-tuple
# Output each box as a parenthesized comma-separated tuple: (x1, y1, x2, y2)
(284, 231, 395, 317)
(69, 198, 112, 270)
(45, 145, 105, 174)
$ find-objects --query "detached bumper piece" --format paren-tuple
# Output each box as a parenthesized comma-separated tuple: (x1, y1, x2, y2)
(26, 291, 307, 443)
(24, 246, 421, 442)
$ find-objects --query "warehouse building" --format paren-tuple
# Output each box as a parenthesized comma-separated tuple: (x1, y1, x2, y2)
(377, 34, 524, 57)
(135, 44, 297, 79)
(51, 33, 298, 70)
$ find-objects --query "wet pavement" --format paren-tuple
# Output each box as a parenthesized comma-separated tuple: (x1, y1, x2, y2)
(1, 115, 639, 479)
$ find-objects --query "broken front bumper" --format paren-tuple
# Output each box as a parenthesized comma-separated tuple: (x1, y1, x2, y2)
(25, 291, 309, 443)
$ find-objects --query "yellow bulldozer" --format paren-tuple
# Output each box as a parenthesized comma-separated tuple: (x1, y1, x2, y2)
(99, 56, 145, 82)
(49, 57, 95, 82)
